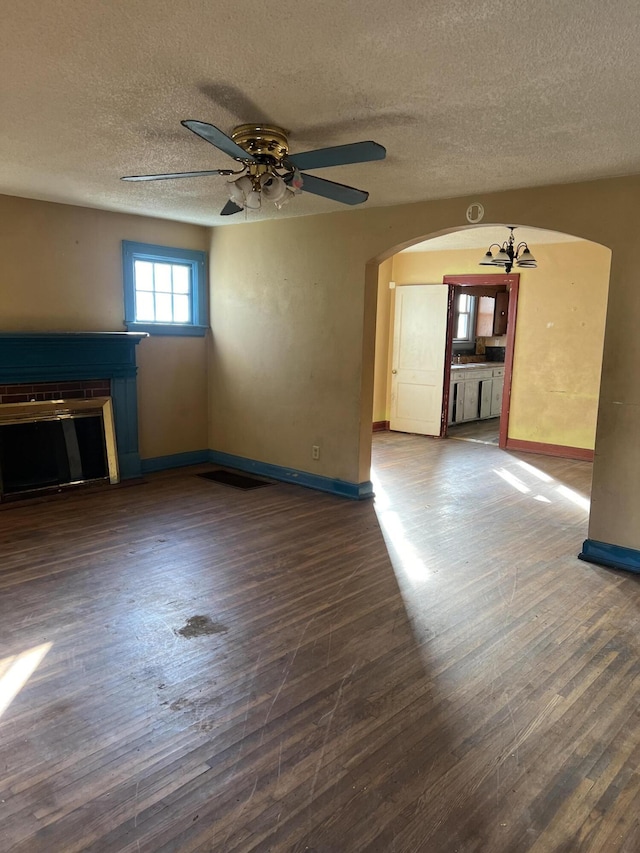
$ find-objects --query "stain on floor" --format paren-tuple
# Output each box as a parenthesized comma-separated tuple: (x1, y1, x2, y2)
(176, 615, 229, 638)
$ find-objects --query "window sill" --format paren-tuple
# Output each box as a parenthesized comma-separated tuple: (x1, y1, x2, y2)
(125, 322, 208, 338)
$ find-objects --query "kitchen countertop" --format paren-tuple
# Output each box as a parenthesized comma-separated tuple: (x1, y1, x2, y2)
(450, 362, 505, 370)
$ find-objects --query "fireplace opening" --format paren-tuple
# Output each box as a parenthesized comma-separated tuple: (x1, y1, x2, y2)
(0, 398, 119, 500)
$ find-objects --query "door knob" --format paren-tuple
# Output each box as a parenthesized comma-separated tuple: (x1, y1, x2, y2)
(391, 369, 397, 374)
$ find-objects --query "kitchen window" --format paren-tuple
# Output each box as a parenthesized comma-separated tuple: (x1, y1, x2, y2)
(453, 292, 477, 348)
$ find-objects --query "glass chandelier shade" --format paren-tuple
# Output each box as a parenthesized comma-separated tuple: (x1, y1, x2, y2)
(479, 227, 538, 274)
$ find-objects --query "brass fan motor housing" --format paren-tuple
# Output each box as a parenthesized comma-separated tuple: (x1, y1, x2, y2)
(231, 124, 289, 163)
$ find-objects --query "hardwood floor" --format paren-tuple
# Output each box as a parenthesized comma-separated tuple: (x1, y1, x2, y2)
(446, 418, 500, 445)
(1, 433, 640, 852)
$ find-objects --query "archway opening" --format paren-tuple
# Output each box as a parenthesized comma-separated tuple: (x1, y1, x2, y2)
(364, 223, 612, 495)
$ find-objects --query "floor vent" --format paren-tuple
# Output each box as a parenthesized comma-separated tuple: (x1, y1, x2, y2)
(197, 469, 274, 490)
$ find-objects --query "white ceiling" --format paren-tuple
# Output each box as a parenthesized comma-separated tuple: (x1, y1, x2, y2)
(2, 1, 640, 226)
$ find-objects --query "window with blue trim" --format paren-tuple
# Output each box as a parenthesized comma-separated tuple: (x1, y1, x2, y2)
(122, 241, 208, 336)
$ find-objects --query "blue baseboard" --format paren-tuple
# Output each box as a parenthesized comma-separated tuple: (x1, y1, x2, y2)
(138, 448, 372, 500)
(579, 539, 640, 575)
(141, 450, 210, 474)
(207, 450, 373, 500)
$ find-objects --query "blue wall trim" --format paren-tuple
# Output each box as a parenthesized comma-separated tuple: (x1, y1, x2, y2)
(125, 322, 207, 338)
(579, 539, 640, 574)
(0, 332, 146, 382)
(122, 241, 208, 336)
(141, 450, 209, 474)
(207, 450, 373, 500)
(135, 448, 374, 500)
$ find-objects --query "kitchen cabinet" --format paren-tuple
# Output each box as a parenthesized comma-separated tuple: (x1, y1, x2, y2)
(493, 292, 509, 336)
(449, 364, 504, 425)
(476, 297, 495, 337)
(449, 379, 464, 423)
(491, 366, 504, 416)
(479, 378, 492, 418)
(462, 379, 479, 421)
(475, 292, 509, 337)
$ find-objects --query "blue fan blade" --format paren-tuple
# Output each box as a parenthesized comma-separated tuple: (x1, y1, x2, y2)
(288, 141, 385, 171)
(220, 200, 243, 216)
(181, 120, 256, 162)
(299, 173, 368, 205)
(122, 169, 232, 181)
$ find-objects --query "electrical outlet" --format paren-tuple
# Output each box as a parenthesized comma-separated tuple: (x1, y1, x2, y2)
(312, 445, 320, 460)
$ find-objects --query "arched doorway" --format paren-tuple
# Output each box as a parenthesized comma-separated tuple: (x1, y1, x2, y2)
(367, 223, 611, 469)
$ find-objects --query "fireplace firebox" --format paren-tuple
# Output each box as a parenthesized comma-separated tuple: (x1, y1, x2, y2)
(0, 332, 147, 487)
(0, 397, 119, 498)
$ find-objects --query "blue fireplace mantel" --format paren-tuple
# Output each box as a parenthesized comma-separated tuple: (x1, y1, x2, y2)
(0, 332, 148, 479)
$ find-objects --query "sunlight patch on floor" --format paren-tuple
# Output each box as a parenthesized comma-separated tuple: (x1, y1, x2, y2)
(0, 642, 52, 719)
(556, 484, 591, 512)
(494, 461, 590, 513)
(516, 459, 554, 483)
(494, 468, 531, 494)
(371, 467, 432, 585)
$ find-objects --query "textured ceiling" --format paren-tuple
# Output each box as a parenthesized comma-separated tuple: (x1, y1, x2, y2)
(2, 0, 640, 226)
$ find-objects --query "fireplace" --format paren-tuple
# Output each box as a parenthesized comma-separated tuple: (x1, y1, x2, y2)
(0, 397, 119, 498)
(0, 333, 147, 492)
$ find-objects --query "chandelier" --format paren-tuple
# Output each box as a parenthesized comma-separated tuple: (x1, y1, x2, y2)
(479, 226, 537, 274)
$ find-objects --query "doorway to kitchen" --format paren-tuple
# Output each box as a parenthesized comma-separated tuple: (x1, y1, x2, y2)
(442, 273, 519, 450)
(387, 272, 518, 449)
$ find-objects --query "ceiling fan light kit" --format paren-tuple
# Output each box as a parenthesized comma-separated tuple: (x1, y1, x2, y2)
(122, 120, 386, 217)
(259, 172, 293, 206)
(228, 174, 261, 209)
(479, 226, 538, 274)
(227, 170, 296, 212)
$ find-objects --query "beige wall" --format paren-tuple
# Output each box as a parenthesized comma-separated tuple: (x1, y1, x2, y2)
(3, 174, 639, 554)
(509, 241, 610, 447)
(372, 241, 610, 449)
(0, 194, 209, 459)
(208, 175, 640, 551)
(208, 215, 368, 480)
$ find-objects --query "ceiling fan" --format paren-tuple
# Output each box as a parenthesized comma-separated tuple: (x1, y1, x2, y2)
(122, 121, 386, 216)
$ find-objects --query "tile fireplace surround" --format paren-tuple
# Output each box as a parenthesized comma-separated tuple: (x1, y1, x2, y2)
(0, 332, 147, 479)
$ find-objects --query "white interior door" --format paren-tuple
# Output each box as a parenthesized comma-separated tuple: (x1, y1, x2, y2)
(390, 284, 449, 435)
